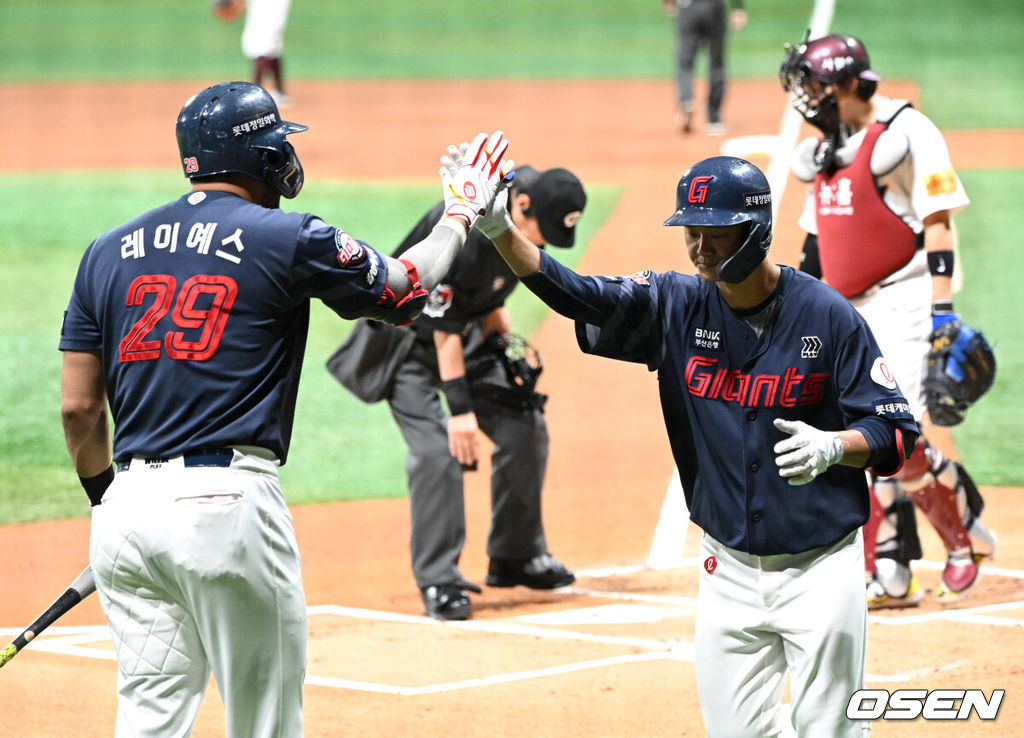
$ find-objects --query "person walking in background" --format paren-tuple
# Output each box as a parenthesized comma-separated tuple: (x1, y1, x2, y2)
(328, 165, 585, 620)
(58, 79, 510, 736)
(779, 32, 997, 608)
(476, 154, 918, 735)
(663, 0, 747, 135)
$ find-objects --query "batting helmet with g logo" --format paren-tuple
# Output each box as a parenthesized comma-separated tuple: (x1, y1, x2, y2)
(664, 156, 773, 283)
(175, 81, 308, 199)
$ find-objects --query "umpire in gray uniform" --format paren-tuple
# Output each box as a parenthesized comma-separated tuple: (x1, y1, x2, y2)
(663, 0, 747, 134)
(329, 166, 586, 619)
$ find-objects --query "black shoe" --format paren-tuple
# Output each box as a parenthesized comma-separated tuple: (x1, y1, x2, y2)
(485, 554, 576, 590)
(420, 583, 472, 620)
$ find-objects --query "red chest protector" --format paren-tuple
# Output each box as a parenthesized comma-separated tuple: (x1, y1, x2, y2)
(814, 109, 918, 298)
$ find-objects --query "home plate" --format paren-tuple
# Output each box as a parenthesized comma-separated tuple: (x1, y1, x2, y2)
(516, 604, 664, 626)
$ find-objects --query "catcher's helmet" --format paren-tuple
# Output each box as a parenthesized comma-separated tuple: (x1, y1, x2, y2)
(780, 33, 881, 124)
(664, 156, 773, 283)
(176, 81, 307, 199)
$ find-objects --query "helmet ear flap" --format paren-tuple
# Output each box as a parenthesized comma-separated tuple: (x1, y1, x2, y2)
(716, 220, 772, 284)
(262, 141, 304, 199)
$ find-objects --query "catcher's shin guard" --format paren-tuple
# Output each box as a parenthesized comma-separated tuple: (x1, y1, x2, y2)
(863, 484, 886, 574)
(870, 479, 922, 562)
(866, 481, 924, 607)
(897, 441, 979, 597)
(894, 442, 971, 552)
(958, 462, 997, 560)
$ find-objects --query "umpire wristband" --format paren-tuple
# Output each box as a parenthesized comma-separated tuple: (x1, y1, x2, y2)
(442, 376, 473, 416)
(80, 463, 116, 507)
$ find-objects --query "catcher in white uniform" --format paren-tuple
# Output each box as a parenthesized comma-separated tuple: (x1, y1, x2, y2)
(779, 33, 997, 607)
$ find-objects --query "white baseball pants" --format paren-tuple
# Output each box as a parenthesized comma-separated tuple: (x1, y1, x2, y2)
(850, 273, 931, 422)
(241, 0, 292, 60)
(90, 449, 306, 738)
(695, 530, 870, 737)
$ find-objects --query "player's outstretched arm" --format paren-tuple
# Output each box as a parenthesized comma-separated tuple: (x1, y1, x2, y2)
(489, 227, 613, 327)
(388, 131, 512, 295)
(491, 224, 542, 277)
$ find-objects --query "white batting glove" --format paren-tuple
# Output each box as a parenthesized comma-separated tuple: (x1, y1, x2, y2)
(439, 130, 512, 232)
(773, 418, 844, 486)
(474, 178, 515, 240)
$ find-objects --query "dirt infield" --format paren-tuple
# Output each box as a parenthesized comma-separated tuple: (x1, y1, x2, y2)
(1, 79, 1022, 736)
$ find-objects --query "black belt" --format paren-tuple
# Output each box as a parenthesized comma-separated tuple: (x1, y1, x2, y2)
(116, 448, 235, 473)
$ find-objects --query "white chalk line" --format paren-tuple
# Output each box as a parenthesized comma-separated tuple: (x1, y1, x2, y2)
(6, 556, 1021, 695)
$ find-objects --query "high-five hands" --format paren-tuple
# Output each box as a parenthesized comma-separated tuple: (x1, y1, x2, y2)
(773, 418, 844, 485)
(475, 178, 515, 240)
(440, 131, 513, 231)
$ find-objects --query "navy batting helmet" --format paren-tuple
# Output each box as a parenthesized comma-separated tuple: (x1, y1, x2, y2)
(664, 156, 773, 283)
(176, 81, 308, 198)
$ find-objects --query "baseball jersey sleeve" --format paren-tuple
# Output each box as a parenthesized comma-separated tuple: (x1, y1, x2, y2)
(518, 251, 666, 370)
(830, 307, 920, 473)
(59, 240, 104, 352)
(893, 107, 969, 220)
(575, 270, 668, 371)
(290, 217, 389, 319)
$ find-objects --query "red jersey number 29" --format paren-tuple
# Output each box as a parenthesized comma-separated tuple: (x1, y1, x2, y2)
(118, 274, 238, 362)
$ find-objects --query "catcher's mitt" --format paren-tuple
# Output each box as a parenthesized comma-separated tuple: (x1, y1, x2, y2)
(923, 321, 996, 426)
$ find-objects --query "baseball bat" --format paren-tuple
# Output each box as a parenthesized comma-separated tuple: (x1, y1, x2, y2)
(0, 565, 96, 669)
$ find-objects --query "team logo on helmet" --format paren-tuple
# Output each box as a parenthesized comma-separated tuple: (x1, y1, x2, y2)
(688, 176, 714, 204)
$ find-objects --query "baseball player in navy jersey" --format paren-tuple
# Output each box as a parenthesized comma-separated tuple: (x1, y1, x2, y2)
(58, 81, 510, 737)
(779, 33, 997, 607)
(476, 155, 918, 736)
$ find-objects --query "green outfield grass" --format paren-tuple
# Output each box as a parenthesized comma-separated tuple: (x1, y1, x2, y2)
(0, 173, 617, 523)
(0, 0, 1020, 128)
(0, 0, 1021, 523)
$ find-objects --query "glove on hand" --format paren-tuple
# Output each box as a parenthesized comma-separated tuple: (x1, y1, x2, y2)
(773, 418, 844, 486)
(923, 321, 996, 426)
(474, 173, 516, 240)
(439, 131, 512, 231)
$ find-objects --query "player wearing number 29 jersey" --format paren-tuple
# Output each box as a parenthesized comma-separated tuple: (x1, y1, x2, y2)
(60, 190, 386, 464)
(57, 81, 511, 738)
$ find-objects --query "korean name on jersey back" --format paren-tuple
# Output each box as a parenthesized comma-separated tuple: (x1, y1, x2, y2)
(118, 217, 248, 265)
(117, 190, 253, 264)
